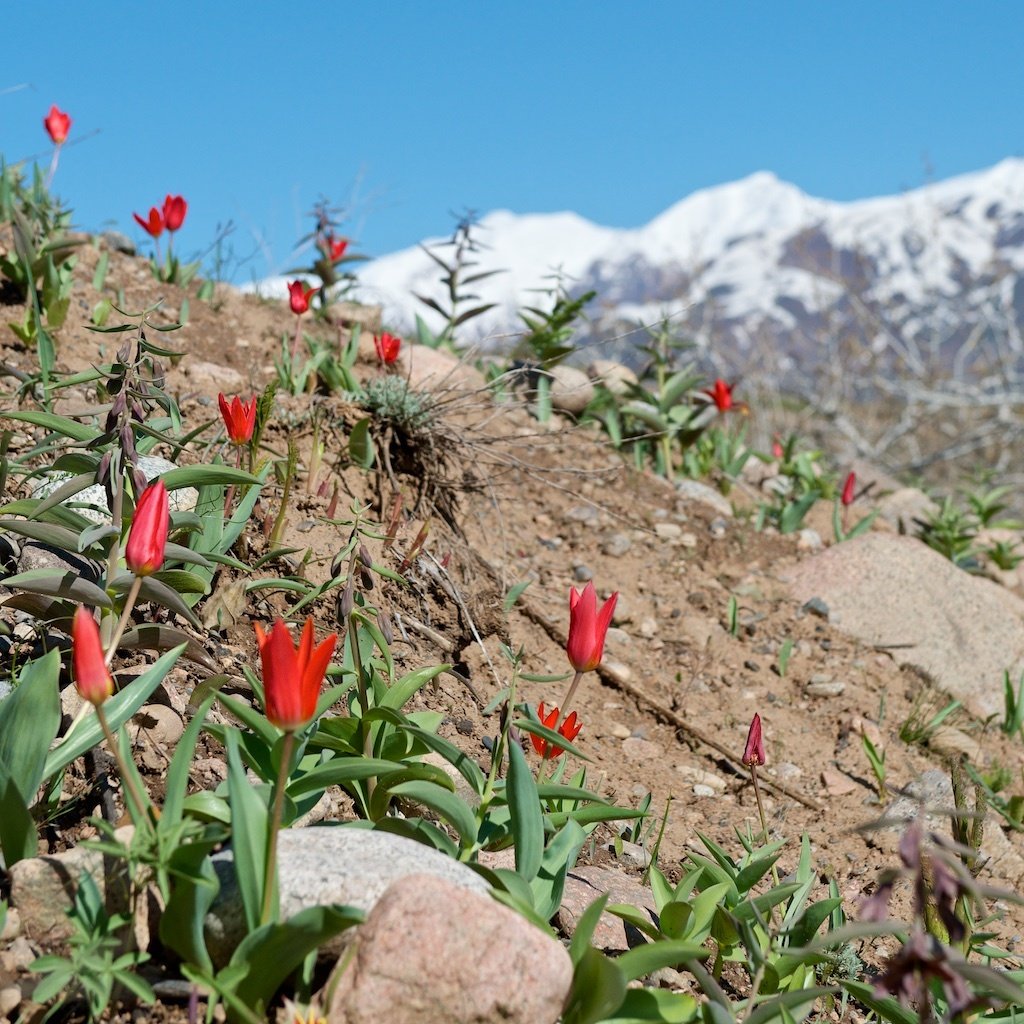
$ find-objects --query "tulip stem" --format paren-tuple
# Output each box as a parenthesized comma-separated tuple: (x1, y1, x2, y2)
(290, 316, 303, 374)
(749, 765, 780, 886)
(261, 729, 295, 927)
(223, 446, 242, 519)
(104, 575, 143, 667)
(45, 144, 61, 190)
(96, 702, 155, 825)
(349, 612, 376, 805)
(555, 671, 583, 732)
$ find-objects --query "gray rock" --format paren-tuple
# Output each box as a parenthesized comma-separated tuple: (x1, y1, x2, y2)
(602, 532, 633, 558)
(586, 359, 637, 397)
(547, 365, 594, 416)
(325, 874, 572, 1024)
(9, 827, 133, 945)
(572, 563, 594, 582)
(557, 865, 657, 952)
(99, 231, 135, 255)
(395, 344, 486, 392)
(676, 479, 733, 518)
(206, 826, 490, 966)
(805, 679, 846, 697)
(654, 522, 682, 540)
(30, 455, 198, 525)
(875, 487, 939, 535)
(786, 534, 1024, 719)
(16, 541, 100, 582)
(183, 360, 246, 392)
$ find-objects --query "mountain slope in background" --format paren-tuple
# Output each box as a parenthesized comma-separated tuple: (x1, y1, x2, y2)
(255, 159, 1024, 369)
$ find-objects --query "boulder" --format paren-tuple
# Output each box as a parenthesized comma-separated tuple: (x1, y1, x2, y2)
(785, 533, 1024, 718)
(548, 365, 594, 415)
(325, 874, 572, 1024)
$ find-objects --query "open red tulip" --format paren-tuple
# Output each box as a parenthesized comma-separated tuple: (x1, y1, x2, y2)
(133, 207, 165, 238)
(72, 606, 114, 706)
(322, 234, 349, 263)
(530, 702, 582, 759)
(218, 393, 257, 446)
(44, 105, 71, 145)
(374, 332, 401, 365)
(288, 280, 318, 315)
(703, 378, 735, 413)
(125, 480, 169, 577)
(255, 618, 337, 731)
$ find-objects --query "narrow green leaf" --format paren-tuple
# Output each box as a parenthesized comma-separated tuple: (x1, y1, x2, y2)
(507, 740, 543, 881)
(225, 729, 269, 931)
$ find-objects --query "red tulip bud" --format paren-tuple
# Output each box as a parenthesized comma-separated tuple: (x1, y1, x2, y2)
(72, 607, 113, 706)
(703, 378, 735, 413)
(742, 713, 766, 767)
(162, 194, 187, 232)
(125, 480, 169, 577)
(288, 280, 318, 315)
(566, 581, 617, 673)
(255, 618, 337, 731)
(841, 471, 857, 507)
(44, 105, 71, 145)
(373, 332, 401, 365)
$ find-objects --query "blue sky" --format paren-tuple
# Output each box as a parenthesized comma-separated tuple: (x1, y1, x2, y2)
(4, 1, 1022, 282)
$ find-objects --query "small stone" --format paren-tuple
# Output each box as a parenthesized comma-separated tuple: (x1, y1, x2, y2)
(821, 769, 857, 796)
(572, 564, 594, 582)
(610, 597, 634, 625)
(743, 660, 760, 672)
(603, 660, 631, 682)
(775, 762, 803, 782)
(679, 532, 698, 548)
(0, 985, 20, 1017)
(605, 627, 631, 646)
(612, 840, 652, 870)
(548, 365, 595, 416)
(797, 529, 823, 551)
(455, 718, 474, 736)
(602, 533, 633, 557)
(621, 737, 662, 762)
(638, 617, 658, 638)
(654, 522, 682, 540)
(693, 784, 716, 798)
(0, 907, 20, 941)
(676, 480, 733, 517)
(564, 504, 600, 524)
(801, 597, 830, 619)
(709, 517, 729, 538)
(610, 723, 631, 740)
(805, 679, 846, 697)
(675, 765, 727, 791)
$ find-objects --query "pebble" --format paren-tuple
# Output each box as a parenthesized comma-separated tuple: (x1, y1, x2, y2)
(565, 505, 600, 524)
(605, 627, 631, 646)
(801, 597, 830, 619)
(679, 532, 697, 548)
(675, 765, 727, 791)
(693, 784, 716, 798)
(709, 517, 729, 538)
(621, 737, 662, 762)
(797, 529, 823, 551)
(603, 660, 631, 682)
(774, 761, 803, 782)
(638, 617, 658, 638)
(653, 522, 682, 540)
(805, 679, 846, 697)
(572, 564, 593, 582)
(610, 597, 634, 625)
(610, 723, 631, 740)
(602, 533, 633, 557)
(821, 769, 857, 796)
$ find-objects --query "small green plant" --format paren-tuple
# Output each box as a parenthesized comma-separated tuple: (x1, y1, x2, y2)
(32, 872, 155, 1021)
(899, 694, 962, 745)
(414, 212, 501, 349)
(755, 436, 830, 535)
(983, 536, 1024, 571)
(1001, 668, 1024, 738)
(862, 733, 887, 802)
(776, 637, 794, 677)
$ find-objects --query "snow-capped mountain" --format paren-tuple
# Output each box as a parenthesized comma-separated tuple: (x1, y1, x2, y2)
(280, 159, 1024, 369)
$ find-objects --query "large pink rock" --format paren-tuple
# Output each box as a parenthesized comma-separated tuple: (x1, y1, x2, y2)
(785, 533, 1024, 718)
(325, 874, 572, 1024)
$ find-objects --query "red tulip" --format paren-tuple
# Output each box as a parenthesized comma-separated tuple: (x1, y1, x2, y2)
(288, 280, 318, 315)
(841, 471, 857, 507)
(530, 702, 582, 759)
(374, 332, 401, 365)
(703, 378, 735, 413)
(566, 581, 617, 673)
(255, 618, 337, 731)
(322, 234, 349, 263)
(742, 713, 766, 767)
(44, 105, 71, 145)
(72, 606, 113, 706)
(162, 194, 187, 232)
(218, 393, 257, 446)
(133, 207, 165, 238)
(125, 480, 169, 577)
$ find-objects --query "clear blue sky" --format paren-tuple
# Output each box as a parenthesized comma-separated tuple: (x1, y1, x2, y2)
(4, 1, 1022, 282)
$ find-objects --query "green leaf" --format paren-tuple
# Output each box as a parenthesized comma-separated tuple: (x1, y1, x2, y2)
(506, 740, 543, 881)
(569, 893, 611, 966)
(0, 648, 61, 800)
(0, 761, 37, 868)
(562, 946, 627, 1024)
(286, 757, 404, 800)
(0, 517, 82, 550)
(43, 645, 185, 780)
(348, 417, 375, 469)
(503, 579, 532, 611)
(532, 819, 587, 920)
(119, 624, 218, 672)
(225, 729, 269, 931)
(161, 465, 262, 491)
(227, 904, 364, 1016)
(604, 987, 699, 1023)
(2, 410, 99, 442)
(745, 986, 833, 1024)
(385, 779, 478, 844)
(614, 939, 708, 983)
(380, 663, 449, 711)
(159, 838, 220, 973)
(0, 567, 111, 607)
